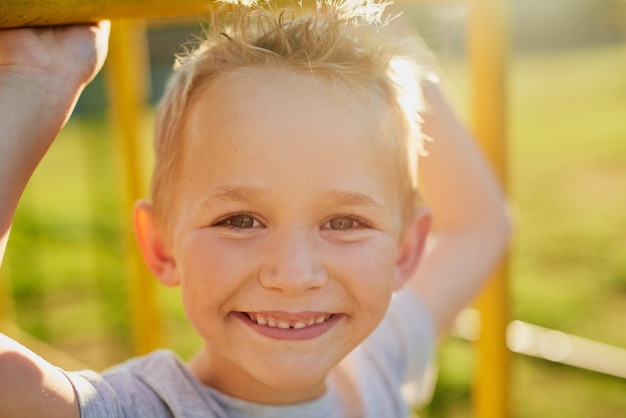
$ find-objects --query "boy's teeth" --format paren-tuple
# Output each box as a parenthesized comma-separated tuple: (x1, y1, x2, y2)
(248, 313, 331, 329)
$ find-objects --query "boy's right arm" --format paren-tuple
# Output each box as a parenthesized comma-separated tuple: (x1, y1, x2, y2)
(0, 334, 80, 418)
(409, 81, 511, 337)
(0, 23, 109, 418)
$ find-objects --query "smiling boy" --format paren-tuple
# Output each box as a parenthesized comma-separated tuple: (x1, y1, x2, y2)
(0, 1, 510, 417)
(136, 64, 429, 404)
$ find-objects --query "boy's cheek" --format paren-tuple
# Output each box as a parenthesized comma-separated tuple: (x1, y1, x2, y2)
(331, 244, 398, 300)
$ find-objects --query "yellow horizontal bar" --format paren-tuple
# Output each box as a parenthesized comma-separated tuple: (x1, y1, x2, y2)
(0, 0, 464, 29)
(1, 0, 213, 28)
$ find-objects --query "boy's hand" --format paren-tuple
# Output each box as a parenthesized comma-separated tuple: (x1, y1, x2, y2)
(0, 21, 109, 91)
(0, 22, 110, 265)
(0, 22, 109, 154)
(0, 21, 109, 155)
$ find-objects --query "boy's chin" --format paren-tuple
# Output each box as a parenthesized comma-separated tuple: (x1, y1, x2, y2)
(235, 355, 338, 403)
(252, 373, 328, 404)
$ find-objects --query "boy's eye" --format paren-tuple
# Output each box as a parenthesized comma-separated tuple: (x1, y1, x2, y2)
(325, 215, 367, 231)
(214, 213, 260, 229)
(231, 214, 255, 228)
(329, 216, 355, 230)
(228, 214, 256, 228)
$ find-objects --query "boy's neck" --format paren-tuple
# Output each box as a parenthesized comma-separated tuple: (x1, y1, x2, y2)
(187, 346, 328, 405)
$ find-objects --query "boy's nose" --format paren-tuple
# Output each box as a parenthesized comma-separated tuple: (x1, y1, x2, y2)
(258, 230, 328, 294)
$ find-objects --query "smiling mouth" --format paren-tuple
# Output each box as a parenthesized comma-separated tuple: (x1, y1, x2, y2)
(244, 313, 334, 329)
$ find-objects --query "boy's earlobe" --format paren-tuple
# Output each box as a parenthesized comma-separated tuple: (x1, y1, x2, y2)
(133, 201, 180, 287)
(394, 207, 431, 290)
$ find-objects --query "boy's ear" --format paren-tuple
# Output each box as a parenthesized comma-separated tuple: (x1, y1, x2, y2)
(133, 201, 180, 287)
(394, 207, 431, 290)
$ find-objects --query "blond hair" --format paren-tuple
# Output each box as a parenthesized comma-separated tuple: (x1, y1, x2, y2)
(152, 0, 430, 233)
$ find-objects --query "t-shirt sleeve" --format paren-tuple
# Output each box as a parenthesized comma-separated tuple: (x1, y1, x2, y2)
(64, 366, 172, 418)
(393, 289, 435, 387)
(63, 369, 126, 418)
(359, 288, 436, 405)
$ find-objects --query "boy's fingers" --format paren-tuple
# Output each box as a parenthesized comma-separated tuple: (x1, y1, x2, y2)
(88, 20, 111, 79)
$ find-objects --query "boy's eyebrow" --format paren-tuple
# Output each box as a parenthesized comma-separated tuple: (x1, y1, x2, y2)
(202, 185, 269, 206)
(325, 190, 388, 213)
(200, 186, 388, 213)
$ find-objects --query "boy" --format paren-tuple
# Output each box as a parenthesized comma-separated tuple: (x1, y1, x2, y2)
(0, 1, 510, 417)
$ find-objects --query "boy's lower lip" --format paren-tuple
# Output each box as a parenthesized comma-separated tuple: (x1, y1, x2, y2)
(233, 311, 344, 341)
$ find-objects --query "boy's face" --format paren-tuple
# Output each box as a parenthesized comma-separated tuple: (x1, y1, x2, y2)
(138, 67, 426, 403)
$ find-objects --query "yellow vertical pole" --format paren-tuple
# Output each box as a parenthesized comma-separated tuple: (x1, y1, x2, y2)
(106, 20, 161, 355)
(467, 0, 509, 417)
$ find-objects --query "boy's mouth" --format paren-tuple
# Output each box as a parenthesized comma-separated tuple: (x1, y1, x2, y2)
(244, 312, 334, 329)
(236, 311, 342, 341)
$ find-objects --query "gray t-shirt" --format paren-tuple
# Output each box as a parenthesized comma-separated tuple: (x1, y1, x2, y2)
(66, 289, 434, 418)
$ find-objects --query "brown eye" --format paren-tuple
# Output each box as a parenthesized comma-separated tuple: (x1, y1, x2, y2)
(329, 217, 355, 230)
(229, 214, 255, 228)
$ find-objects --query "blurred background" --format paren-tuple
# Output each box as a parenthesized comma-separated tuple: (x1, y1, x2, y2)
(1, 0, 625, 417)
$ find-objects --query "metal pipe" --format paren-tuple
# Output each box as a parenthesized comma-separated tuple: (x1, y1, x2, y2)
(0, 0, 212, 28)
(0, 0, 462, 29)
(467, 0, 510, 416)
(105, 20, 161, 355)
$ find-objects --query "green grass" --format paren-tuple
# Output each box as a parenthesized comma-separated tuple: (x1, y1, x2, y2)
(509, 45, 626, 350)
(3, 44, 626, 416)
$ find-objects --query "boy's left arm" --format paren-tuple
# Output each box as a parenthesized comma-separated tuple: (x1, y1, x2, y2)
(0, 23, 109, 418)
(409, 81, 511, 337)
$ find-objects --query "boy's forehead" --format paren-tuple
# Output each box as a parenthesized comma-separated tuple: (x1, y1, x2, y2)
(181, 67, 403, 187)
(189, 66, 401, 161)
(185, 65, 390, 140)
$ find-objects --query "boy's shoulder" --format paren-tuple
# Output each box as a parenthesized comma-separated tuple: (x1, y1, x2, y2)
(66, 349, 221, 417)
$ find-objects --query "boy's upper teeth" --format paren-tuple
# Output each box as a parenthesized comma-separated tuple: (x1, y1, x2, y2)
(248, 313, 330, 328)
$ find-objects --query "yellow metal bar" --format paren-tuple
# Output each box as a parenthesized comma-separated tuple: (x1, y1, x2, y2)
(0, 0, 211, 28)
(467, 0, 509, 417)
(105, 20, 160, 355)
(1, 0, 459, 29)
